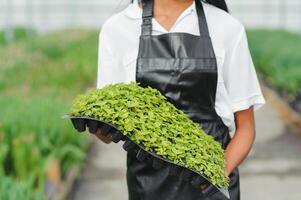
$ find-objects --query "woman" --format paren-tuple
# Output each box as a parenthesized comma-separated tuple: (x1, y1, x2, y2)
(95, 0, 266, 199)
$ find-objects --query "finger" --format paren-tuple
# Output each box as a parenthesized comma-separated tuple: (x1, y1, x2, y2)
(95, 128, 101, 136)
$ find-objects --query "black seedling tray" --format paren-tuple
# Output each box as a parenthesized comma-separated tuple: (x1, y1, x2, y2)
(63, 115, 230, 199)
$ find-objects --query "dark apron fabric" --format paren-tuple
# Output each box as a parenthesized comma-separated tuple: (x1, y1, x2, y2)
(126, 0, 240, 199)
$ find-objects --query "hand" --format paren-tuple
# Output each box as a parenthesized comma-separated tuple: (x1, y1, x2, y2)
(225, 172, 230, 183)
(95, 128, 112, 144)
(225, 163, 231, 182)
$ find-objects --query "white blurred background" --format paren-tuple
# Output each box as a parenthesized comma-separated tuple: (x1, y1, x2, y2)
(0, 0, 301, 34)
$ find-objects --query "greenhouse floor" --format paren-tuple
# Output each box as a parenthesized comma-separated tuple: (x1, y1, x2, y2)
(71, 102, 301, 200)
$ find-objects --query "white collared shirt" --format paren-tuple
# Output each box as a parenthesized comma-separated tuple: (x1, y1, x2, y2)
(96, 0, 266, 136)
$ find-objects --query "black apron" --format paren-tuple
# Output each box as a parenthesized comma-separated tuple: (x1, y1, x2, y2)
(126, 0, 240, 199)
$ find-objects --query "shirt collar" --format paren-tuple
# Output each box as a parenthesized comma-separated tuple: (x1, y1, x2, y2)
(124, 0, 196, 20)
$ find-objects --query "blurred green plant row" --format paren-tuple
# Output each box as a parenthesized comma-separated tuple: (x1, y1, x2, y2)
(0, 28, 300, 199)
(247, 30, 301, 97)
(0, 29, 99, 199)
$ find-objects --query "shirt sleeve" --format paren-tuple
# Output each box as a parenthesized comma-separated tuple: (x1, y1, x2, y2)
(222, 26, 266, 112)
(96, 23, 123, 89)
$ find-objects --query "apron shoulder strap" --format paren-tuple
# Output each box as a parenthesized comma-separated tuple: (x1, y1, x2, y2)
(195, 0, 210, 37)
(141, 0, 153, 36)
(141, 0, 210, 37)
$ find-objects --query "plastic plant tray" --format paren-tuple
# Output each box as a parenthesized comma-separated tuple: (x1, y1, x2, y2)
(63, 115, 230, 199)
